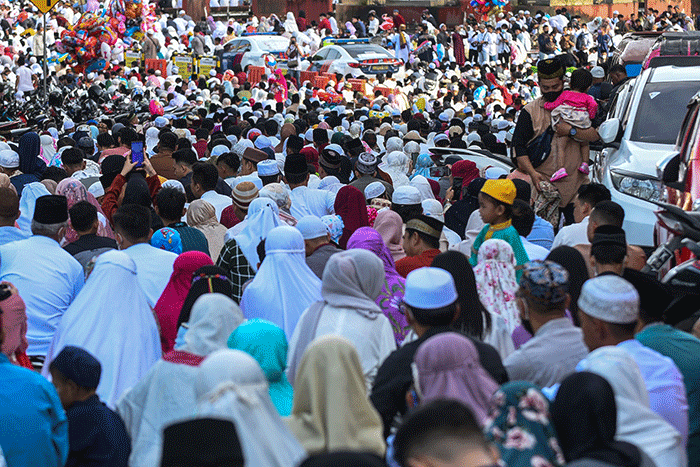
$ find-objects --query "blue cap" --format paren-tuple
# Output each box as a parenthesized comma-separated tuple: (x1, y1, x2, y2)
(49, 346, 102, 388)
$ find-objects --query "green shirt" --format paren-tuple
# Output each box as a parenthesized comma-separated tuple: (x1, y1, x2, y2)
(637, 323, 700, 466)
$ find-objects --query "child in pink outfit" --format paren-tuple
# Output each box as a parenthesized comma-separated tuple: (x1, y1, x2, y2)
(544, 68, 598, 182)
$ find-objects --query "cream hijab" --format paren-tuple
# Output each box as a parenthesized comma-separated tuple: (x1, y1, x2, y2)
(286, 335, 385, 457)
(186, 199, 228, 262)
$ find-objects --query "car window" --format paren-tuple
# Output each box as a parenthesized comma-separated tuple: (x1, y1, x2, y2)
(681, 106, 700, 165)
(312, 48, 330, 61)
(630, 81, 700, 144)
(226, 39, 241, 53)
(326, 49, 342, 60)
(239, 40, 251, 53)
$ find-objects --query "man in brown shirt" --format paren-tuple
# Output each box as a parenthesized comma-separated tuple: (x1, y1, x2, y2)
(149, 131, 178, 180)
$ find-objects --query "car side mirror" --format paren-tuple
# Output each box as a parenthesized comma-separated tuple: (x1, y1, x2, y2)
(598, 118, 620, 144)
(658, 151, 683, 189)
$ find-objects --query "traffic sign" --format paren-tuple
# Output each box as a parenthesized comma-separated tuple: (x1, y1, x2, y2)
(28, 0, 60, 14)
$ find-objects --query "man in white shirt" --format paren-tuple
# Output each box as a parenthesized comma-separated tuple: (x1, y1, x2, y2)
(227, 147, 264, 190)
(552, 183, 610, 249)
(113, 204, 177, 309)
(191, 162, 232, 222)
(15, 56, 34, 94)
(484, 25, 499, 63)
(0, 195, 84, 358)
(284, 154, 335, 219)
(329, 12, 339, 35)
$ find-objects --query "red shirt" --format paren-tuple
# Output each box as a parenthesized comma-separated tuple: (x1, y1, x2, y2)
(395, 249, 441, 278)
(319, 18, 332, 32)
(193, 140, 208, 159)
(393, 13, 406, 28)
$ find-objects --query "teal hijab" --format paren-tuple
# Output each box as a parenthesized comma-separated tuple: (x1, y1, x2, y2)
(227, 319, 293, 416)
(484, 381, 565, 467)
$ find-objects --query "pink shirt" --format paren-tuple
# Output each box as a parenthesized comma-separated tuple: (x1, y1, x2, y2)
(543, 90, 598, 120)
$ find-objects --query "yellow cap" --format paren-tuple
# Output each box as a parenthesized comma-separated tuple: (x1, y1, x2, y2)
(480, 179, 516, 205)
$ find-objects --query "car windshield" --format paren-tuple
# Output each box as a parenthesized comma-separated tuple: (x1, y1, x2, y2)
(630, 80, 700, 144)
(343, 44, 392, 59)
(256, 37, 289, 52)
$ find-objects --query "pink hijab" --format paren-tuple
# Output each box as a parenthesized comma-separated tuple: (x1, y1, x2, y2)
(413, 332, 499, 425)
(373, 209, 406, 262)
(153, 251, 214, 353)
(0, 292, 28, 359)
(56, 177, 116, 243)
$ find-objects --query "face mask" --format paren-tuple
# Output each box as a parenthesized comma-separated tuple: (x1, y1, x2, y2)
(542, 90, 561, 102)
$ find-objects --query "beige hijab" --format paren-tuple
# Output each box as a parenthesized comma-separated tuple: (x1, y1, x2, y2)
(186, 199, 228, 262)
(286, 335, 385, 457)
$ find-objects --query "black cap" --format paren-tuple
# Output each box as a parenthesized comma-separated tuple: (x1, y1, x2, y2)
(161, 418, 244, 467)
(320, 147, 342, 170)
(284, 153, 309, 177)
(48, 346, 101, 389)
(33, 195, 68, 224)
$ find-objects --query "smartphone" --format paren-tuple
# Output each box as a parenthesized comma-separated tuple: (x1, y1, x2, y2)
(131, 141, 144, 167)
(430, 165, 450, 178)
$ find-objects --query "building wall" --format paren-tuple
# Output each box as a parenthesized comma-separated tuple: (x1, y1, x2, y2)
(547, 0, 694, 19)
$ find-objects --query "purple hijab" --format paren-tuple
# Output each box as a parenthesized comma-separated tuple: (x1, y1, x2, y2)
(414, 332, 499, 425)
(347, 227, 409, 345)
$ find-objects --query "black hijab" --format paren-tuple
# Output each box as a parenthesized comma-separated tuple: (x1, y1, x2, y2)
(444, 177, 486, 240)
(552, 372, 642, 467)
(18, 131, 46, 176)
(432, 250, 490, 339)
(177, 266, 233, 328)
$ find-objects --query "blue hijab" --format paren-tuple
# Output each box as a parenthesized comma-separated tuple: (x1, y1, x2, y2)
(228, 319, 294, 416)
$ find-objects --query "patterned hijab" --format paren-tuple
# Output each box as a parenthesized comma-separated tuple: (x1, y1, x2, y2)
(473, 239, 520, 335)
(56, 177, 115, 243)
(485, 382, 565, 467)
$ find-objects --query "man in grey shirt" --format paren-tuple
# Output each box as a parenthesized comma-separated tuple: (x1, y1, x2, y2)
(295, 215, 342, 279)
(504, 260, 589, 388)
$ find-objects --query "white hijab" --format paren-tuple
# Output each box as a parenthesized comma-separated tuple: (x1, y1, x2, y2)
(233, 198, 281, 271)
(115, 293, 245, 467)
(383, 151, 411, 187)
(240, 226, 321, 339)
(577, 346, 687, 467)
(196, 349, 307, 467)
(410, 175, 435, 202)
(43, 250, 161, 409)
(17, 182, 50, 232)
(284, 12, 299, 34)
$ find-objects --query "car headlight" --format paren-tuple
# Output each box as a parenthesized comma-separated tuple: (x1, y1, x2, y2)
(610, 169, 663, 202)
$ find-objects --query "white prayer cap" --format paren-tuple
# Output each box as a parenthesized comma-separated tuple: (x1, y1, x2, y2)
(0, 149, 19, 169)
(392, 186, 421, 205)
(578, 275, 639, 324)
(161, 179, 186, 194)
(404, 267, 458, 309)
(467, 132, 481, 143)
(257, 159, 279, 177)
(304, 129, 314, 142)
(295, 215, 329, 240)
(211, 145, 229, 158)
(88, 181, 105, 198)
(154, 116, 169, 128)
(64, 119, 75, 131)
(364, 181, 386, 200)
(591, 66, 605, 79)
(422, 199, 445, 223)
(254, 135, 272, 149)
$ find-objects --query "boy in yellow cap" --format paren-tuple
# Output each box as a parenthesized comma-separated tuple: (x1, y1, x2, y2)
(469, 179, 529, 277)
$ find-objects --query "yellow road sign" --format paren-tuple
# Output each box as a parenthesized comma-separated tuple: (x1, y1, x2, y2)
(29, 0, 60, 14)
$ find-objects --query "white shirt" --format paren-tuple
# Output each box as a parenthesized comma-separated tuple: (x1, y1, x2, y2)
(288, 304, 396, 390)
(16, 66, 34, 93)
(617, 339, 689, 445)
(289, 185, 335, 219)
(0, 235, 84, 355)
(123, 243, 177, 308)
(200, 190, 232, 222)
(521, 236, 549, 260)
(552, 216, 590, 248)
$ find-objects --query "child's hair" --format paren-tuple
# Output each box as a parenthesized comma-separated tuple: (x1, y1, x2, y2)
(570, 68, 593, 93)
(481, 193, 513, 220)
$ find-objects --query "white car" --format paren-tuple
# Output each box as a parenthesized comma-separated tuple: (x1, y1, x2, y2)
(595, 64, 700, 247)
(221, 33, 309, 71)
(309, 39, 403, 78)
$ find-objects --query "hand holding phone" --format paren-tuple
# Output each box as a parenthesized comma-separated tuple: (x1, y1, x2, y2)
(131, 141, 144, 168)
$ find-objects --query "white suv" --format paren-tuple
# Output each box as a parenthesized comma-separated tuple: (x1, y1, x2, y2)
(596, 64, 700, 247)
(222, 33, 309, 71)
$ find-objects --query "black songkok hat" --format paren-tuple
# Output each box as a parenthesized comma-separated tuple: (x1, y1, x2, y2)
(284, 154, 309, 177)
(537, 56, 564, 80)
(33, 195, 68, 224)
(49, 345, 101, 389)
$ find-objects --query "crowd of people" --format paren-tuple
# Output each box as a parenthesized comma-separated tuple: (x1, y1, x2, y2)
(1, 1, 700, 467)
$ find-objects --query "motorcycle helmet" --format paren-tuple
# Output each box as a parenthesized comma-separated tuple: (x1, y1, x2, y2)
(88, 84, 103, 102)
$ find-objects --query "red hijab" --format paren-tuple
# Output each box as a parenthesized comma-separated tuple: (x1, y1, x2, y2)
(154, 251, 213, 353)
(334, 185, 370, 249)
(452, 160, 480, 190)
